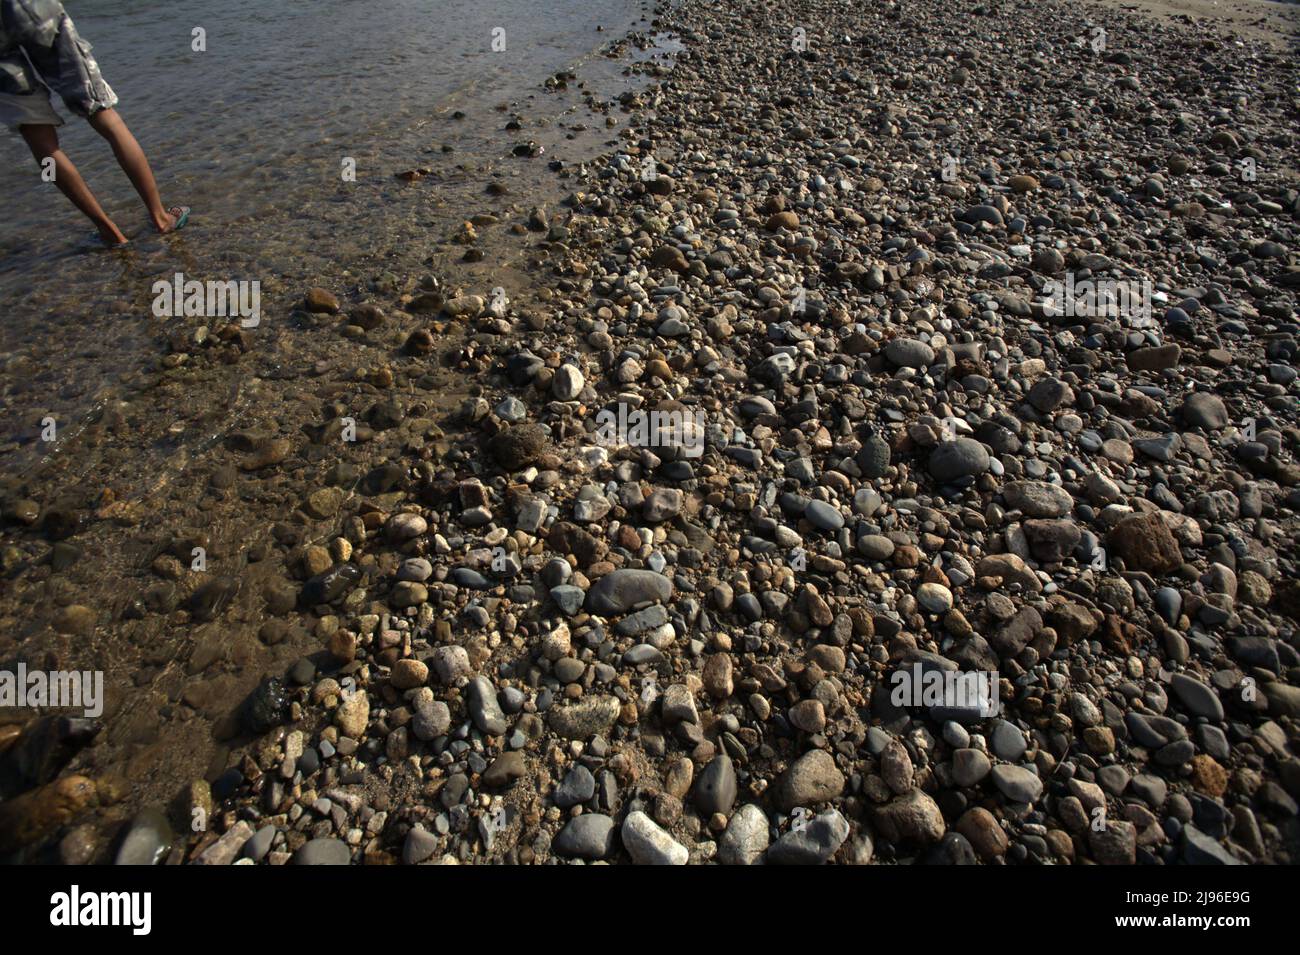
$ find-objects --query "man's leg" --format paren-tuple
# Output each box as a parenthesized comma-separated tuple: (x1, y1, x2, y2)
(19, 122, 128, 246)
(86, 108, 176, 233)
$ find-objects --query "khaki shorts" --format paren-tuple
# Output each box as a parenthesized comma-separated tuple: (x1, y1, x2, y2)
(0, 88, 65, 128)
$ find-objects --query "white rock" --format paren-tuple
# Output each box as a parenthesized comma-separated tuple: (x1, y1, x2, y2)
(916, 582, 954, 614)
(622, 811, 688, 865)
(431, 645, 471, 684)
(553, 364, 585, 400)
(719, 804, 769, 865)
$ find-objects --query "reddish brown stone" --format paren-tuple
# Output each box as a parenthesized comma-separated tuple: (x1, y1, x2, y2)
(1108, 513, 1182, 573)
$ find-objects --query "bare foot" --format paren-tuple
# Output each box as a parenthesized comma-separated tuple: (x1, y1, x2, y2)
(98, 225, 129, 247)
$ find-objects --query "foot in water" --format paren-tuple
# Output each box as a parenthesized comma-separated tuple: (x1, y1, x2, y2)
(97, 226, 129, 248)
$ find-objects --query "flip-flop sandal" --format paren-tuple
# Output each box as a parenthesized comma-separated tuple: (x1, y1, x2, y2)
(165, 206, 190, 233)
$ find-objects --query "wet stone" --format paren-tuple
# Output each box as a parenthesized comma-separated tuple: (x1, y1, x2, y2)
(242, 678, 289, 735)
(114, 808, 173, 866)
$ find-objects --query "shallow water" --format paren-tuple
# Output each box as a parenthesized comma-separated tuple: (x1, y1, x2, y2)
(0, 0, 678, 822)
(0, 0, 658, 472)
(2, 0, 648, 241)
